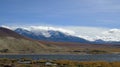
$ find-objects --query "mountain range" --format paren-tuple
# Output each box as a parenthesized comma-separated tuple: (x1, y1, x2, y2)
(12, 27, 120, 45)
(0, 27, 119, 54)
(1, 25, 120, 45)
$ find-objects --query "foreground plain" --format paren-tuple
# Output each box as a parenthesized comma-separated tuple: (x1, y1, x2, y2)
(0, 58, 120, 67)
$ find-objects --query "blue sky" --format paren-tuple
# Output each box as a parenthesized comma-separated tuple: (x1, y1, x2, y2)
(0, 0, 120, 28)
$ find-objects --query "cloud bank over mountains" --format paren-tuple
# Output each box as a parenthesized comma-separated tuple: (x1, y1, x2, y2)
(1, 25, 120, 42)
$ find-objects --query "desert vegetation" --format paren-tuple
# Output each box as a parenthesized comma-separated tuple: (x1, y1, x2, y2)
(0, 58, 119, 67)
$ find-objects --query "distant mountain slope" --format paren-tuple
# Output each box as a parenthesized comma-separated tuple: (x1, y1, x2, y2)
(92, 39, 120, 45)
(14, 28, 90, 43)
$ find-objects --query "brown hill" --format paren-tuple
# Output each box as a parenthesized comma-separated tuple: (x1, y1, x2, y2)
(0, 27, 64, 54)
(0, 27, 24, 38)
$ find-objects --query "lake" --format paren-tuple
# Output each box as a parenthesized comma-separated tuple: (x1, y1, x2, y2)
(0, 54, 119, 62)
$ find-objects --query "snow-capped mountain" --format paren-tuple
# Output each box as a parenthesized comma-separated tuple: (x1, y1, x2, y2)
(14, 27, 90, 43)
(1, 25, 120, 44)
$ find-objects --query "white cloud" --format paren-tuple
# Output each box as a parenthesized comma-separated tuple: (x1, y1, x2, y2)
(98, 29, 120, 41)
(24, 26, 75, 36)
(64, 26, 120, 41)
(1, 25, 13, 29)
(63, 26, 109, 41)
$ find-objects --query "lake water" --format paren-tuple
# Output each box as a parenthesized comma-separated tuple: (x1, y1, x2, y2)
(0, 54, 119, 62)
